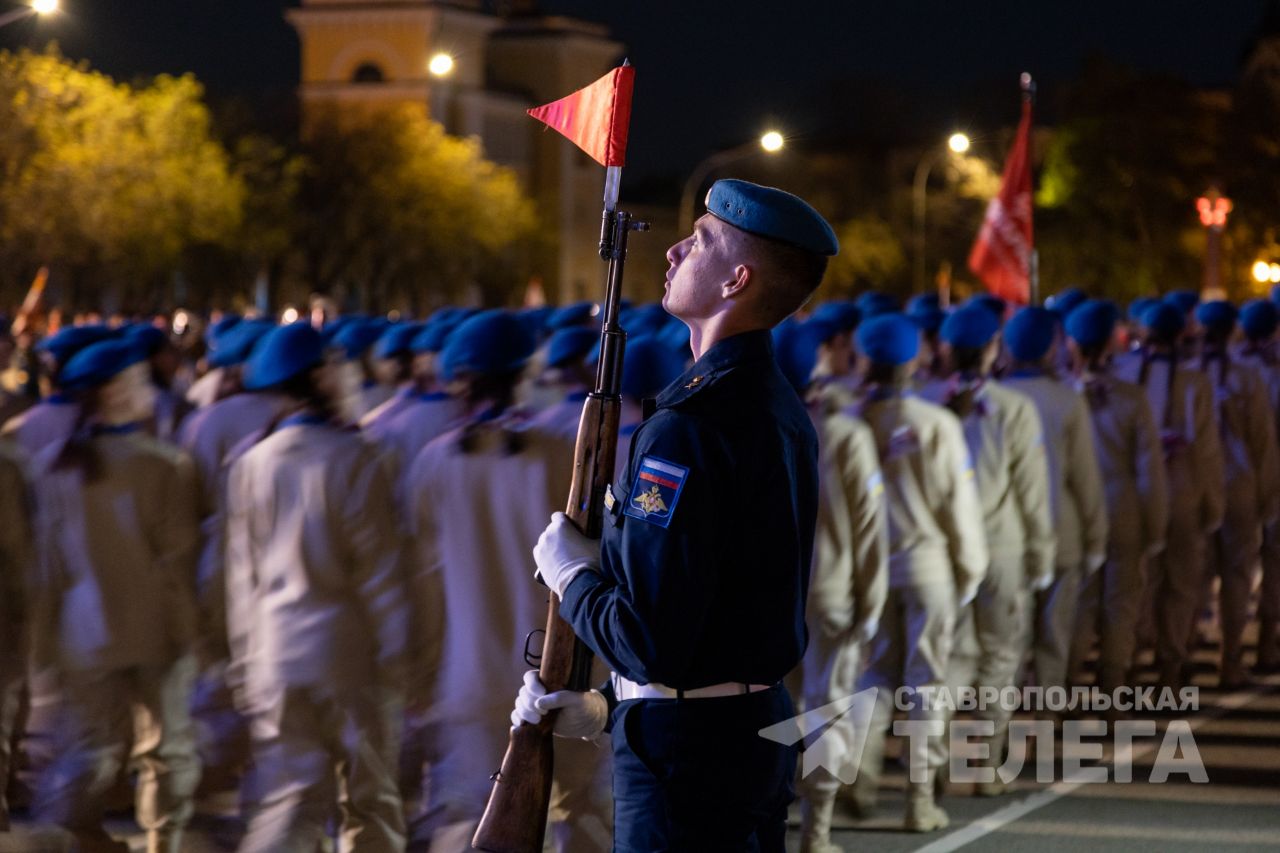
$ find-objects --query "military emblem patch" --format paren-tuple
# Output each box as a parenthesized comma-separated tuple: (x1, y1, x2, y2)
(624, 455, 689, 527)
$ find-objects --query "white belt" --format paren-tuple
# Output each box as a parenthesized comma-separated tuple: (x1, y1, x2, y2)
(611, 673, 774, 701)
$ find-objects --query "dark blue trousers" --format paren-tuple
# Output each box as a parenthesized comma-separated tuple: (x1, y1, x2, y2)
(610, 685, 797, 852)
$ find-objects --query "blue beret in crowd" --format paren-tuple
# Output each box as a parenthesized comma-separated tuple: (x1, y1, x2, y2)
(373, 323, 424, 361)
(940, 304, 1001, 349)
(546, 326, 599, 368)
(1142, 302, 1186, 339)
(205, 315, 242, 347)
(705, 179, 838, 256)
(1240, 300, 1280, 341)
(1271, 284, 1280, 307)
(907, 293, 941, 315)
(439, 310, 536, 380)
(334, 318, 390, 359)
(624, 303, 670, 337)
(1194, 300, 1237, 336)
(908, 306, 946, 335)
(772, 320, 817, 391)
(59, 338, 149, 392)
(410, 321, 457, 355)
(1164, 289, 1201, 316)
(1003, 307, 1058, 363)
(124, 324, 169, 357)
(547, 301, 596, 331)
(243, 323, 325, 391)
(857, 292, 900, 320)
(621, 335, 687, 400)
(1064, 300, 1119, 349)
(657, 317, 691, 357)
(810, 301, 861, 333)
(856, 313, 920, 366)
(1128, 297, 1158, 322)
(516, 306, 556, 339)
(967, 293, 1007, 320)
(1046, 287, 1086, 316)
(208, 319, 275, 369)
(36, 324, 118, 368)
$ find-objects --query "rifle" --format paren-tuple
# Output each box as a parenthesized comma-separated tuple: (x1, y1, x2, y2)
(472, 167, 647, 852)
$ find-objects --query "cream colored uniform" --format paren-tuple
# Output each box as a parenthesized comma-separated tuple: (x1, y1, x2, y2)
(226, 421, 416, 853)
(0, 442, 31, 830)
(853, 391, 987, 798)
(1114, 353, 1225, 684)
(407, 419, 612, 853)
(1002, 372, 1107, 693)
(919, 379, 1054, 757)
(361, 390, 465, 504)
(1198, 355, 1280, 675)
(2, 396, 80, 458)
(1235, 346, 1280, 667)
(29, 430, 201, 853)
(1068, 373, 1169, 692)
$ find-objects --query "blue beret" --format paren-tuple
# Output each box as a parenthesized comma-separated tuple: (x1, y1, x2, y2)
(208, 319, 274, 369)
(1003, 307, 1059, 363)
(547, 301, 597, 331)
(967, 294, 1007, 320)
(1128, 297, 1158, 322)
(124, 325, 169, 357)
(1142, 302, 1185, 339)
(373, 323, 424, 361)
(810, 301, 861, 333)
(1164, 289, 1200, 316)
(1046, 287, 1086, 316)
(1271, 284, 1280, 306)
(1194, 300, 1237, 335)
(621, 335, 687, 400)
(546, 326, 599, 368)
(516, 306, 556, 339)
(705, 179, 838, 256)
(940, 304, 1001, 349)
(36, 324, 118, 368)
(243, 323, 326, 391)
(59, 339, 149, 392)
(439, 310, 536, 380)
(857, 292, 900, 320)
(334, 319, 390, 359)
(1064, 300, 1119, 349)
(1241, 300, 1280, 340)
(909, 307, 946, 335)
(907, 293, 941, 315)
(410, 321, 456, 355)
(772, 320, 818, 391)
(856, 313, 920, 366)
(205, 315, 242, 346)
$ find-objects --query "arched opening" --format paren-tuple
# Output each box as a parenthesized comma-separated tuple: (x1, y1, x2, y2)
(351, 62, 386, 84)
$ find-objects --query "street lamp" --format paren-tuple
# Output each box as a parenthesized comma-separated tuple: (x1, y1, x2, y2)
(0, 0, 58, 29)
(428, 52, 455, 78)
(679, 130, 785, 235)
(1196, 186, 1231, 297)
(913, 131, 970, 294)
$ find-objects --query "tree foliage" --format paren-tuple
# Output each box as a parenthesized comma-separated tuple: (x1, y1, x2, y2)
(0, 47, 243, 309)
(295, 105, 538, 312)
(821, 216, 906, 298)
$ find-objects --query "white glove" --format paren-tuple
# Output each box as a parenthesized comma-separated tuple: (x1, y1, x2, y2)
(957, 579, 980, 608)
(533, 512, 600, 598)
(510, 669, 608, 739)
(1086, 553, 1107, 575)
(854, 617, 879, 645)
(1028, 572, 1054, 593)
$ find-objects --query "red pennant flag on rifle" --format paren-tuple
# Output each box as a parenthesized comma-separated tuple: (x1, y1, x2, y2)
(528, 64, 635, 167)
(968, 78, 1035, 305)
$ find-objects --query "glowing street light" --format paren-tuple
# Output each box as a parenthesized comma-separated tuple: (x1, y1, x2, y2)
(428, 52, 455, 78)
(1253, 261, 1270, 284)
(914, 131, 972, 293)
(679, 130, 788, 234)
(948, 132, 971, 154)
(0, 0, 58, 29)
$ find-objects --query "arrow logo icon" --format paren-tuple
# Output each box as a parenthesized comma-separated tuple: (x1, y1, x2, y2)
(758, 688, 879, 784)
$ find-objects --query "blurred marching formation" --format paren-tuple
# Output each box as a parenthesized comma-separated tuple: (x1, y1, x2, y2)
(0, 279, 1276, 851)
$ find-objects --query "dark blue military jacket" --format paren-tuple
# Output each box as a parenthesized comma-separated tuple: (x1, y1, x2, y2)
(560, 329, 818, 689)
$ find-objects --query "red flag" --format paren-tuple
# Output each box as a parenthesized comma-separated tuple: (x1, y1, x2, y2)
(527, 65, 635, 167)
(968, 94, 1034, 304)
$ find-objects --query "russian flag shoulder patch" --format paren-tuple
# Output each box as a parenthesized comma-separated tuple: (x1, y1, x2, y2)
(624, 454, 690, 528)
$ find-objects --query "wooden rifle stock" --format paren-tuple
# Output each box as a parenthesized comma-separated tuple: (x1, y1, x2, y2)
(473, 209, 645, 852)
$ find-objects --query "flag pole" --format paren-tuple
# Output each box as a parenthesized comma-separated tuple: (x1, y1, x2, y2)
(1022, 72, 1039, 306)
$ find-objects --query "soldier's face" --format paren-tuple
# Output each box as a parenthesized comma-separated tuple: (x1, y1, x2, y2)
(663, 215, 739, 322)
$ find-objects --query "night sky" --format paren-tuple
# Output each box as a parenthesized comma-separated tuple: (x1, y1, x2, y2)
(0, 0, 1273, 180)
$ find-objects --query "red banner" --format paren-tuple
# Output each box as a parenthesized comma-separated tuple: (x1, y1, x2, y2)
(968, 95, 1034, 305)
(528, 65, 635, 167)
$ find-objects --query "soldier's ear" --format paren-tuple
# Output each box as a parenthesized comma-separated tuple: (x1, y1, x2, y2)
(722, 264, 752, 299)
